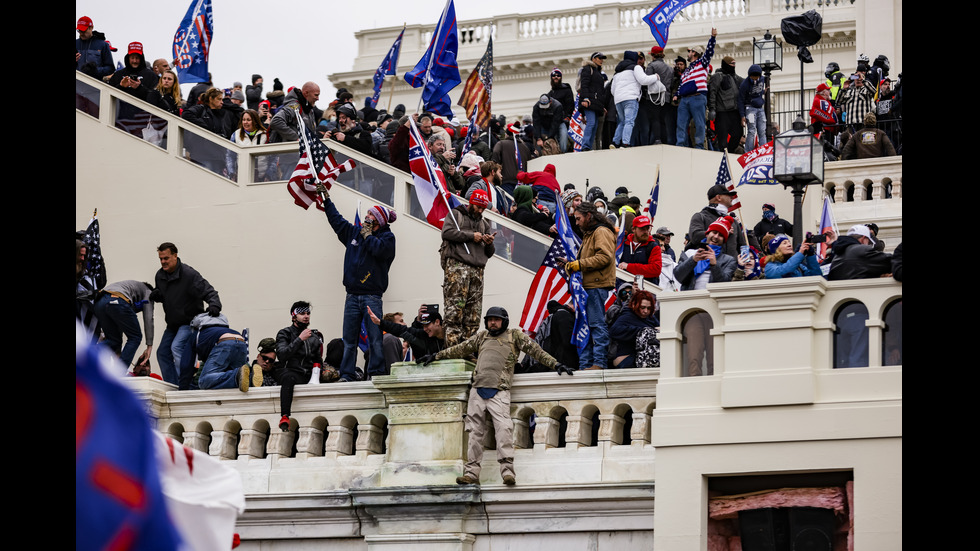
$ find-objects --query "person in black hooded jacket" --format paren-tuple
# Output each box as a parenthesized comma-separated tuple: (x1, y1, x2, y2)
(826, 225, 892, 281)
(108, 42, 159, 102)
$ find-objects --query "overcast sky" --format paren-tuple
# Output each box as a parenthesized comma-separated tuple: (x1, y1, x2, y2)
(78, 0, 600, 99)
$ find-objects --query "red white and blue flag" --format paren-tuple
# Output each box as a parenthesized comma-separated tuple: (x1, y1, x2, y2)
(736, 141, 777, 186)
(715, 152, 741, 211)
(172, 0, 214, 84)
(643, 0, 702, 48)
(287, 119, 356, 210)
(354, 206, 371, 352)
(407, 117, 457, 228)
(643, 171, 661, 217)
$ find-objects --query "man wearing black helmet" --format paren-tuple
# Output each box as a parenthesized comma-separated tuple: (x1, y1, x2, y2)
(418, 306, 575, 486)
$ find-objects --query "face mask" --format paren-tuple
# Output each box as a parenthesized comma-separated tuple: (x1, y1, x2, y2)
(715, 204, 729, 215)
(597, 205, 606, 215)
(763, 210, 776, 221)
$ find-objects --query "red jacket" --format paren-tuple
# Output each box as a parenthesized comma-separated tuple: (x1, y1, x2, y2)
(620, 234, 662, 279)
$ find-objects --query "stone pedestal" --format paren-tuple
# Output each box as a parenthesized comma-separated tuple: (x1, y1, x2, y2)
(371, 360, 474, 487)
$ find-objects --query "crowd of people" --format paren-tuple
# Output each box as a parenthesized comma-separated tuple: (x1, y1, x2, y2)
(77, 16, 902, 486)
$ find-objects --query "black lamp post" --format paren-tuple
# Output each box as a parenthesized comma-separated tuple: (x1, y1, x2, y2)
(753, 31, 782, 143)
(773, 116, 823, 248)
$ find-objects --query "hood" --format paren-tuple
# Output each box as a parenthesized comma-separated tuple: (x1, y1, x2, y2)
(831, 235, 862, 255)
(614, 53, 638, 74)
(748, 64, 763, 77)
(544, 164, 556, 176)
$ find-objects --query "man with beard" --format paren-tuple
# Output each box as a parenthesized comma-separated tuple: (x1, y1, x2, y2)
(427, 134, 466, 195)
(325, 104, 373, 156)
(465, 161, 507, 214)
(673, 28, 717, 148)
(440, 189, 496, 347)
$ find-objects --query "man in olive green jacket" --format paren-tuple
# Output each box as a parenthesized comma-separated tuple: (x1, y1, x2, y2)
(419, 307, 574, 486)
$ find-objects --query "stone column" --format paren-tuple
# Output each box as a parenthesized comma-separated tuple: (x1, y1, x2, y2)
(237, 428, 268, 459)
(209, 430, 238, 460)
(295, 427, 324, 459)
(371, 359, 475, 486)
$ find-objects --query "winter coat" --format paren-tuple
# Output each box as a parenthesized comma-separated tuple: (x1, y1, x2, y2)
(577, 222, 617, 289)
(578, 60, 606, 112)
(548, 82, 575, 120)
(737, 71, 766, 117)
(619, 234, 663, 282)
(152, 260, 221, 330)
(764, 251, 822, 279)
(269, 89, 317, 142)
(611, 54, 661, 104)
(441, 205, 495, 268)
(675, 248, 737, 290)
(708, 66, 743, 113)
(827, 236, 891, 280)
(323, 198, 397, 295)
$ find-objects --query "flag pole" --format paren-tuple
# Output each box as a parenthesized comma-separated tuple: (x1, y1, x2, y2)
(386, 24, 406, 113)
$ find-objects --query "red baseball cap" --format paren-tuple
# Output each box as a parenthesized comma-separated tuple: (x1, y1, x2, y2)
(127, 42, 144, 56)
(633, 215, 652, 228)
(77, 16, 93, 31)
(470, 189, 490, 207)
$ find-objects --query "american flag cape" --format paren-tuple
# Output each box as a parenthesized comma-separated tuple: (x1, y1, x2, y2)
(172, 0, 214, 84)
(567, 93, 586, 151)
(407, 117, 456, 228)
(457, 37, 492, 130)
(287, 118, 356, 211)
(370, 27, 405, 109)
(76, 215, 107, 339)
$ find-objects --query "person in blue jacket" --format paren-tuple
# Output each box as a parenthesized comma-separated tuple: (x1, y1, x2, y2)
(321, 188, 397, 381)
(609, 289, 660, 368)
(763, 234, 822, 279)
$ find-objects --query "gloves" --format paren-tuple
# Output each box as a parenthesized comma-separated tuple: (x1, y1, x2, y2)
(564, 260, 580, 274)
(207, 305, 221, 317)
(417, 354, 436, 366)
(315, 182, 330, 198)
(708, 110, 716, 122)
(359, 224, 374, 239)
(556, 364, 576, 376)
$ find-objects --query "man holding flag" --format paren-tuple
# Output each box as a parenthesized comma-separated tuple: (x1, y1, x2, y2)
(440, 189, 496, 347)
(320, 188, 398, 382)
(557, 202, 616, 370)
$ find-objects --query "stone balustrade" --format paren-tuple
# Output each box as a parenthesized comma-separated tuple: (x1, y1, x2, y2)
(822, 155, 903, 203)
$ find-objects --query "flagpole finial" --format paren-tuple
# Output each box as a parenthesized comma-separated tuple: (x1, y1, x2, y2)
(92, 208, 98, 218)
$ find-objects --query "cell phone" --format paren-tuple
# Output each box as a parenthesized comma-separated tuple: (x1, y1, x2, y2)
(740, 245, 750, 257)
(697, 243, 709, 250)
(423, 304, 439, 314)
(806, 233, 827, 244)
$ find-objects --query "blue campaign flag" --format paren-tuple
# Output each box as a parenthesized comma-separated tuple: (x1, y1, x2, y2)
(172, 0, 214, 84)
(645, 172, 661, 218)
(643, 0, 702, 47)
(404, 0, 461, 118)
(371, 27, 405, 109)
(554, 204, 590, 352)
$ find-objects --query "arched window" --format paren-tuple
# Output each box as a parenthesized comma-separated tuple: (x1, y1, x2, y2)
(882, 299, 902, 366)
(833, 301, 869, 368)
(682, 310, 714, 376)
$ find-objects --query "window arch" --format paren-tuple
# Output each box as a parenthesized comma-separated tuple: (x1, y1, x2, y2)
(833, 301, 869, 368)
(682, 310, 714, 376)
(882, 299, 902, 366)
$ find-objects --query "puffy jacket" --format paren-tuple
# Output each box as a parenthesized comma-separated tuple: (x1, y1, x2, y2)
(578, 60, 606, 112)
(610, 309, 659, 357)
(764, 251, 822, 279)
(76, 36, 114, 78)
(708, 67, 743, 113)
(674, 249, 737, 290)
(737, 70, 767, 117)
(611, 54, 661, 104)
(619, 234, 663, 282)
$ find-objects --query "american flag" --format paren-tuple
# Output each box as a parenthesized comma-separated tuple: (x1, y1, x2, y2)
(457, 37, 492, 130)
(287, 120, 356, 210)
(354, 206, 371, 353)
(567, 93, 586, 151)
(457, 106, 480, 164)
(172, 0, 213, 84)
(519, 238, 572, 336)
(80, 216, 107, 291)
(715, 152, 741, 211)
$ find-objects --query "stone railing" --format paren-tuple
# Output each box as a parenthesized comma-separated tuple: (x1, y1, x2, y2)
(822, 156, 903, 202)
(126, 361, 657, 491)
(657, 277, 901, 408)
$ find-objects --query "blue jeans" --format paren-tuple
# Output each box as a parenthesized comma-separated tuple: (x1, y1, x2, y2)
(558, 122, 569, 152)
(578, 288, 611, 370)
(157, 325, 195, 386)
(613, 100, 639, 146)
(745, 105, 767, 150)
(341, 294, 385, 380)
(581, 110, 597, 151)
(93, 293, 143, 367)
(676, 93, 707, 148)
(198, 340, 248, 389)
